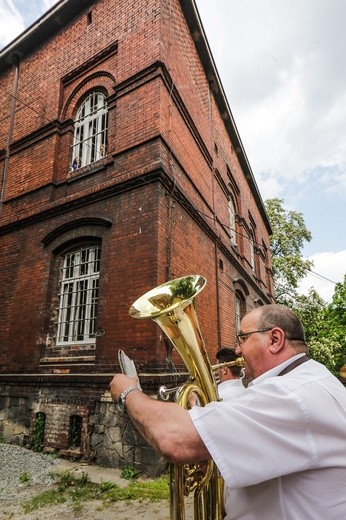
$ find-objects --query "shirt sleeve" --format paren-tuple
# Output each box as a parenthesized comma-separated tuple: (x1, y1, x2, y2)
(189, 381, 316, 488)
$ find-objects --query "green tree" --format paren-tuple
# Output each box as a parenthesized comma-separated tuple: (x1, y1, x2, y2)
(322, 274, 346, 372)
(293, 279, 346, 376)
(293, 288, 327, 342)
(265, 198, 313, 305)
(308, 337, 343, 375)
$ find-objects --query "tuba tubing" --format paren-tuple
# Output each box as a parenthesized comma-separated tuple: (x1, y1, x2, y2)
(212, 358, 244, 372)
(130, 275, 224, 520)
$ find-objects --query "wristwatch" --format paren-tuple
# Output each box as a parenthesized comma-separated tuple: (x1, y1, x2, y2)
(118, 386, 140, 413)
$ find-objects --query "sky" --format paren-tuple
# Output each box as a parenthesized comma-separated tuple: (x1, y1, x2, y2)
(1, 0, 345, 302)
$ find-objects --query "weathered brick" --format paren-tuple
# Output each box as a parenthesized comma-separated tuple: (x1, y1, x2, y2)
(0, 0, 274, 471)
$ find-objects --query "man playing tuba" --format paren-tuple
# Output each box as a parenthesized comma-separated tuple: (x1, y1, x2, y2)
(110, 302, 346, 520)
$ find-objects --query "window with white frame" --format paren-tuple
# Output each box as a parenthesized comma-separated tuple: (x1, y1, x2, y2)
(56, 245, 101, 344)
(249, 230, 255, 272)
(229, 197, 237, 245)
(71, 91, 108, 170)
(235, 291, 246, 333)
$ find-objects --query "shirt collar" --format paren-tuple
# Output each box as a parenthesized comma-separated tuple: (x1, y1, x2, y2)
(248, 353, 306, 386)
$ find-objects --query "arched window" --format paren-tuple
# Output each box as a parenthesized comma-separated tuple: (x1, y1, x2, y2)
(235, 291, 246, 333)
(56, 244, 101, 344)
(71, 91, 108, 170)
(249, 230, 255, 272)
(229, 196, 237, 246)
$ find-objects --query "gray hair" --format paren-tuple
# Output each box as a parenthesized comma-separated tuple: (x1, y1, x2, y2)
(256, 304, 307, 350)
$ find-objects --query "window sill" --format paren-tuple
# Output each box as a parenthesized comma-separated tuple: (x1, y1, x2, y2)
(67, 156, 113, 183)
(39, 355, 96, 365)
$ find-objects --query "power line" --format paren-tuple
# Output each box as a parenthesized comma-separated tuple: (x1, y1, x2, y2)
(2, 82, 339, 290)
(0, 82, 266, 250)
(306, 270, 338, 285)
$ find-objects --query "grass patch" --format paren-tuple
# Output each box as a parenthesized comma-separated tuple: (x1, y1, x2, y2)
(23, 488, 67, 513)
(105, 476, 169, 502)
(19, 471, 31, 484)
(121, 465, 140, 481)
(22, 470, 169, 514)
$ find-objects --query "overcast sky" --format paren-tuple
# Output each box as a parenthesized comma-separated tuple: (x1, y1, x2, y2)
(1, 0, 345, 302)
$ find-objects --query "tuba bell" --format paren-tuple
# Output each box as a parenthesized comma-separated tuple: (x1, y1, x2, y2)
(129, 274, 244, 520)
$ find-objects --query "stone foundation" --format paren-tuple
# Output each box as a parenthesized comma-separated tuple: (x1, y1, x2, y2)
(0, 376, 167, 477)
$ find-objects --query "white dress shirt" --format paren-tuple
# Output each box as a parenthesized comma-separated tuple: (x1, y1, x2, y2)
(189, 356, 346, 519)
(218, 379, 246, 401)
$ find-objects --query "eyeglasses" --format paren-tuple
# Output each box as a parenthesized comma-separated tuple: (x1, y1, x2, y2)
(236, 328, 272, 345)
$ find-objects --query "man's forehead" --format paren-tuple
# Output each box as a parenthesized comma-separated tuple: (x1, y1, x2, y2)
(241, 309, 259, 328)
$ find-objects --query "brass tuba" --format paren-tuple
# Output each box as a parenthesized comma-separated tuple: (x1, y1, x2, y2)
(129, 274, 244, 520)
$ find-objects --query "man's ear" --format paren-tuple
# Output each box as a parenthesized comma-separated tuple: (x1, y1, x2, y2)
(268, 327, 285, 354)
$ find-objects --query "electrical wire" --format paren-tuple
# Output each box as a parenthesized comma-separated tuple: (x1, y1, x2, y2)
(305, 270, 338, 285)
(0, 82, 338, 287)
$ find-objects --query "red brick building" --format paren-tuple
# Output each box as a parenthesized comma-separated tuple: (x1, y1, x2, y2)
(0, 0, 273, 472)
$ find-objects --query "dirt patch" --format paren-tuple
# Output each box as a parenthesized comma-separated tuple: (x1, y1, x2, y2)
(0, 489, 172, 520)
(0, 458, 194, 520)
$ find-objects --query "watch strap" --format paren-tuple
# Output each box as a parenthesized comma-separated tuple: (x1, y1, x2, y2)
(118, 386, 140, 412)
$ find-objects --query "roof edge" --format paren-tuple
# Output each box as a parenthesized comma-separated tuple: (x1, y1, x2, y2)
(179, 0, 272, 235)
(0, 0, 96, 71)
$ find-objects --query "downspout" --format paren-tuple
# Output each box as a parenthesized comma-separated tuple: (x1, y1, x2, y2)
(208, 72, 222, 350)
(1, 58, 19, 207)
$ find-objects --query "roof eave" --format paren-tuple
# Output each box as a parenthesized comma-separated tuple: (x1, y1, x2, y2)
(0, 0, 96, 71)
(180, 0, 272, 235)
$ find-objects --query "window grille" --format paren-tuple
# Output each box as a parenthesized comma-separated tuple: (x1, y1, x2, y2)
(71, 91, 108, 170)
(56, 245, 101, 344)
(69, 415, 82, 448)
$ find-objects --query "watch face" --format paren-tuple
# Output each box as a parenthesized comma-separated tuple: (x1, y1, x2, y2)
(118, 395, 125, 412)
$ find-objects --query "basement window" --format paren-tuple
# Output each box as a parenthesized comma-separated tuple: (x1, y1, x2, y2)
(69, 415, 82, 448)
(56, 245, 101, 344)
(71, 91, 108, 171)
(32, 412, 46, 452)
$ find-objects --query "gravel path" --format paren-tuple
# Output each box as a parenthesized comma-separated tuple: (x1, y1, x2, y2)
(0, 444, 60, 500)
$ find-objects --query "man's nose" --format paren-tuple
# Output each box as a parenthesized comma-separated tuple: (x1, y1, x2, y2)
(235, 345, 242, 356)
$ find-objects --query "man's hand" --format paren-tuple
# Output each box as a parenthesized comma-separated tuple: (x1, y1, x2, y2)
(109, 374, 139, 402)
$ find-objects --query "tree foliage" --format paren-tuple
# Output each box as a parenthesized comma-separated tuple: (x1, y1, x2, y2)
(291, 277, 346, 376)
(265, 198, 313, 305)
(265, 198, 346, 376)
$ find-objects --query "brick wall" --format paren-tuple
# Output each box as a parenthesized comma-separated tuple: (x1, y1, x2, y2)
(0, 0, 274, 470)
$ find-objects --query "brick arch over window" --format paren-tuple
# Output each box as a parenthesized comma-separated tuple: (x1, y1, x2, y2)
(233, 278, 250, 297)
(42, 218, 112, 250)
(62, 72, 115, 120)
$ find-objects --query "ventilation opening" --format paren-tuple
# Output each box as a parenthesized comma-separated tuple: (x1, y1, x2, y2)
(219, 258, 224, 271)
(87, 11, 92, 25)
(69, 415, 82, 448)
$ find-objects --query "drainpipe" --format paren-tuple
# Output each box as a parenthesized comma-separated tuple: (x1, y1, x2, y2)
(1, 57, 19, 206)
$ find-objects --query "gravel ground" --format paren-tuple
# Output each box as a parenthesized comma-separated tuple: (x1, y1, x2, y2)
(0, 444, 60, 500)
(0, 444, 194, 519)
